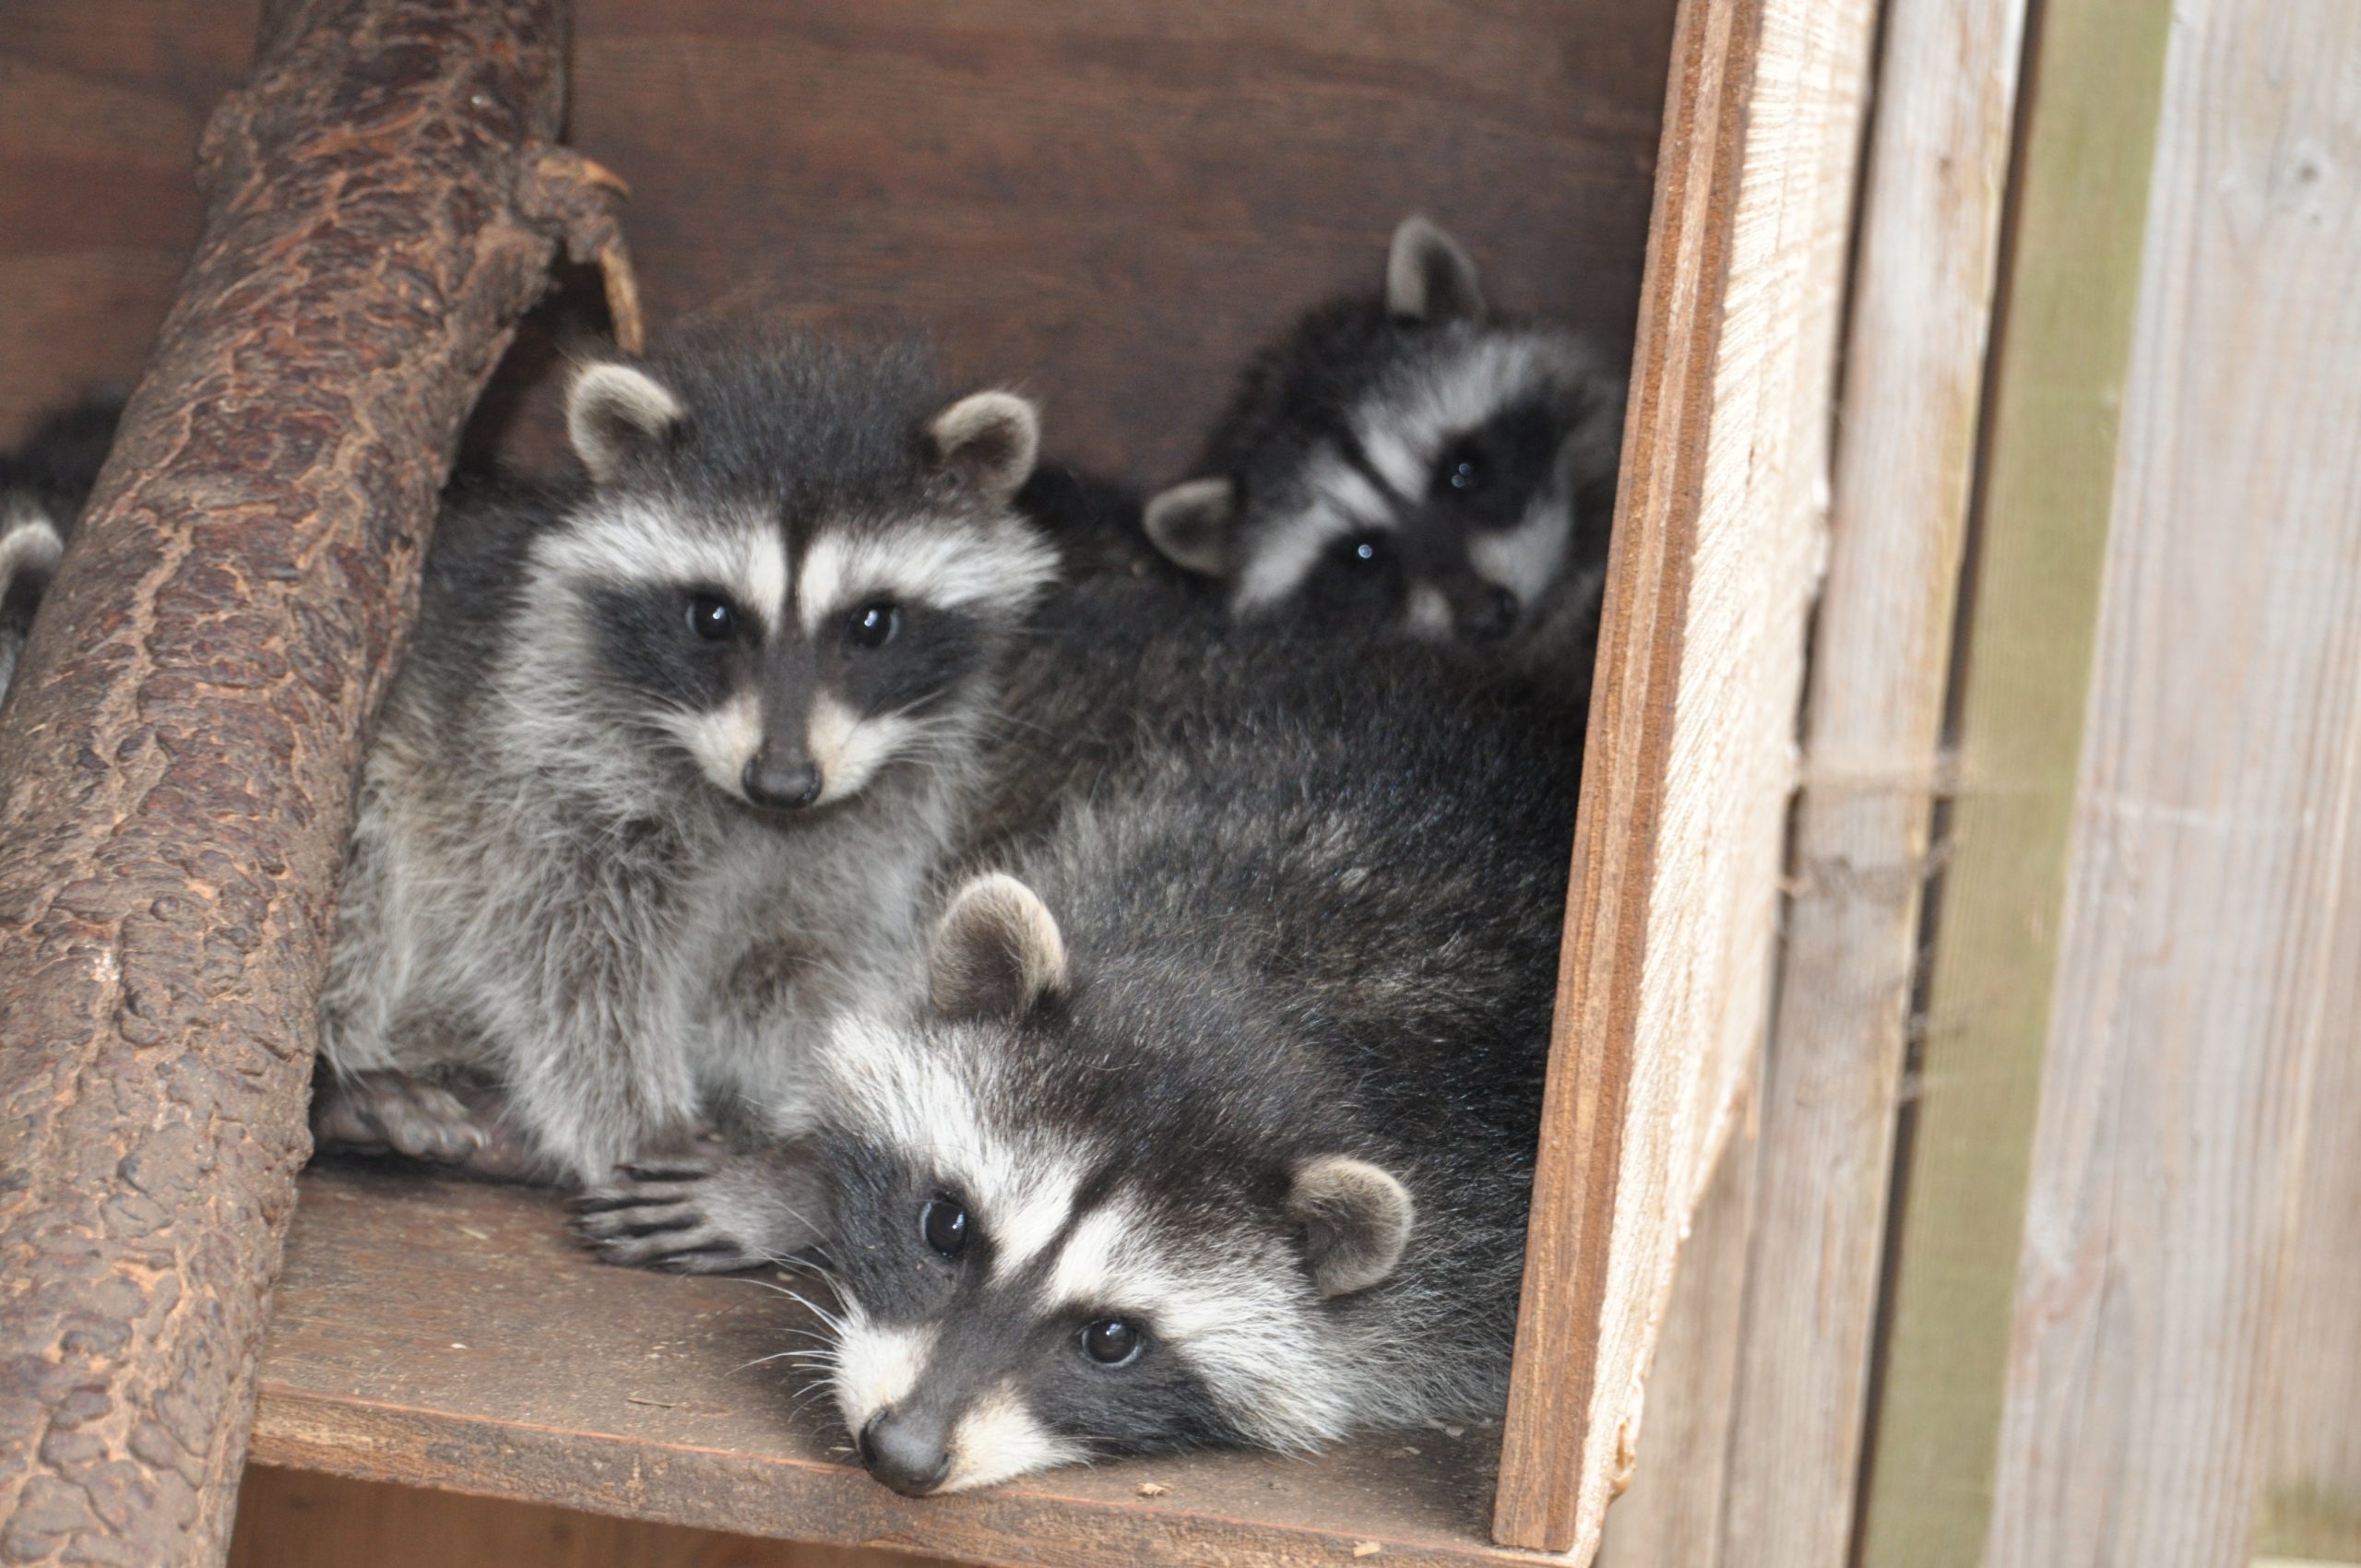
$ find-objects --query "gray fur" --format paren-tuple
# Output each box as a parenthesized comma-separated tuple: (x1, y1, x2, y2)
(584, 573, 1584, 1484)
(318, 330, 1057, 1185)
(0, 395, 123, 711)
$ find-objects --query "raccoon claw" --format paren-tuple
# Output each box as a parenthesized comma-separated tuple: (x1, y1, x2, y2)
(574, 1145, 829, 1274)
(618, 1157, 718, 1183)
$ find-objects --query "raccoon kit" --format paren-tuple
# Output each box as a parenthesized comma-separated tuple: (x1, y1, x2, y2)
(1144, 216, 1624, 695)
(314, 331, 1058, 1186)
(0, 396, 123, 706)
(591, 576, 1584, 1491)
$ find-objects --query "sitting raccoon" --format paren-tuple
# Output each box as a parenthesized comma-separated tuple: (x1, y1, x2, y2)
(1144, 216, 1624, 698)
(314, 330, 1059, 1186)
(585, 575, 1583, 1491)
(0, 395, 124, 707)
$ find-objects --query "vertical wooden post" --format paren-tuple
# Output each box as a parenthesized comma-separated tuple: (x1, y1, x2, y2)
(1968, 3, 2361, 1564)
(0, 4, 618, 1562)
(1491, 0, 1879, 1553)
(1702, 0, 2032, 1562)
(1852, 0, 2176, 1562)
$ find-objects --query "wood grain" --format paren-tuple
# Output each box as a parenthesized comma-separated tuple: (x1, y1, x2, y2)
(1, 0, 1676, 487)
(1593, 1116, 1757, 1568)
(0, 3, 257, 443)
(2265, 820, 2361, 1563)
(1491, 0, 1877, 1552)
(229, 1467, 935, 1568)
(251, 1164, 1560, 1568)
(1707, 0, 2030, 1562)
(0, 3, 608, 1562)
(1973, 4, 2361, 1565)
(1852, 0, 2180, 1560)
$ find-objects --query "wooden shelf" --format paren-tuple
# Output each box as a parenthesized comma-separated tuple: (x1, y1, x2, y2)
(252, 1163, 1556, 1567)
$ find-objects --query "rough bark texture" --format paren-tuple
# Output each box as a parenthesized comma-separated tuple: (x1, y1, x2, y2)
(0, 2, 614, 1562)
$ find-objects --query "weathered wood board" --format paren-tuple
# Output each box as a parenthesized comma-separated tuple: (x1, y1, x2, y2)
(1703, 0, 2031, 1562)
(1492, 0, 1879, 1553)
(1972, 4, 2361, 1565)
(1850, 0, 2179, 1559)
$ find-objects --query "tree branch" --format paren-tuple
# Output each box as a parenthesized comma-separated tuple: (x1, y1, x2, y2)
(0, 3, 625, 1561)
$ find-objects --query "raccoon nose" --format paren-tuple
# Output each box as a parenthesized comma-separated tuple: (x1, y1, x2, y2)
(1455, 584, 1519, 642)
(742, 754, 824, 811)
(859, 1408, 952, 1496)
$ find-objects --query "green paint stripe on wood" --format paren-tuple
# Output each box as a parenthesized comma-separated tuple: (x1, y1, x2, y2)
(2260, 1484, 2361, 1564)
(1852, 1, 2178, 1564)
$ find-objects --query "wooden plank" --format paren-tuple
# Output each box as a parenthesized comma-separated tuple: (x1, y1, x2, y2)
(526, 0, 1679, 481)
(229, 1467, 933, 1568)
(1705, 0, 2031, 1562)
(2265, 849, 2361, 1568)
(1491, 0, 1878, 1553)
(0, 3, 257, 444)
(1852, 0, 2180, 1560)
(252, 1164, 1562, 1568)
(1963, 4, 2361, 1565)
(1593, 1116, 1758, 1568)
(2, 1, 1676, 480)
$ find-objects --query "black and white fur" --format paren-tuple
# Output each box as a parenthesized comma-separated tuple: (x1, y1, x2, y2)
(316, 332, 1059, 1193)
(1144, 217, 1623, 697)
(591, 576, 1583, 1490)
(0, 396, 122, 707)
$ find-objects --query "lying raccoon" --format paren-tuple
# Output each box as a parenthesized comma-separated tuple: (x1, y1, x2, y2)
(586, 575, 1583, 1491)
(314, 331, 1058, 1185)
(0, 395, 123, 706)
(1144, 216, 1624, 697)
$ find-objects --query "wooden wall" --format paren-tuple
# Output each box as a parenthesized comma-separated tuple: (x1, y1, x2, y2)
(1, 0, 1674, 486)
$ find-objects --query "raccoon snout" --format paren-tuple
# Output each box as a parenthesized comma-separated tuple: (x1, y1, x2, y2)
(742, 752, 825, 811)
(1453, 583, 1520, 642)
(859, 1408, 952, 1496)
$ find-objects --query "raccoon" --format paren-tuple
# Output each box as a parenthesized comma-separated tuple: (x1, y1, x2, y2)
(314, 331, 1060, 1190)
(1143, 216, 1624, 697)
(0, 395, 123, 706)
(585, 575, 1584, 1490)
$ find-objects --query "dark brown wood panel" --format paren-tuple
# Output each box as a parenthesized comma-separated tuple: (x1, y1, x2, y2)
(561, 0, 1670, 481)
(253, 1164, 1557, 1566)
(230, 1466, 938, 1568)
(4, 0, 1673, 482)
(0, 1, 259, 442)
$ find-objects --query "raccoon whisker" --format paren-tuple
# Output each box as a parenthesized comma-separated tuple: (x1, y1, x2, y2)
(778, 1288, 848, 1332)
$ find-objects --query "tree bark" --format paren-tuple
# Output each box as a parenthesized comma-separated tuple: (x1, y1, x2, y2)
(0, 3, 623, 1562)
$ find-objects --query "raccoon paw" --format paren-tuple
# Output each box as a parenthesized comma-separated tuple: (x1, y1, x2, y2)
(573, 1146, 826, 1275)
(310, 1068, 547, 1182)
(311, 1069, 489, 1165)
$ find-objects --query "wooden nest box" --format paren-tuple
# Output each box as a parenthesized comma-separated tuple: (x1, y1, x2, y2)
(0, 1, 1890, 1563)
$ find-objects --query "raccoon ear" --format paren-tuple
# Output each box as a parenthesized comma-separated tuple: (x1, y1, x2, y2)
(0, 513, 65, 603)
(1288, 1156, 1415, 1298)
(1385, 215, 1487, 324)
(931, 873, 1069, 1021)
(930, 391, 1041, 502)
(568, 362, 686, 482)
(1142, 478, 1238, 578)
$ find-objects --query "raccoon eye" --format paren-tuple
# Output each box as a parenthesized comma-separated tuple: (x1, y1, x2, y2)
(848, 600, 903, 649)
(686, 593, 739, 642)
(1081, 1317, 1144, 1367)
(1342, 534, 1387, 570)
(920, 1195, 969, 1258)
(1438, 440, 1489, 498)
